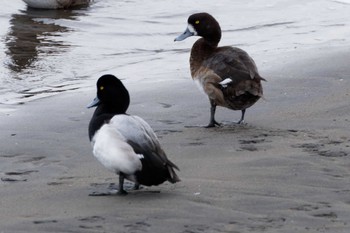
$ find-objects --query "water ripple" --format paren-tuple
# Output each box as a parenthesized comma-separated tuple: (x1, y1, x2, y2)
(227, 21, 295, 33)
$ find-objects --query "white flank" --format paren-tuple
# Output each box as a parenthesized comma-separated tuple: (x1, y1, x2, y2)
(109, 115, 160, 150)
(194, 79, 206, 95)
(219, 78, 232, 88)
(92, 124, 142, 175)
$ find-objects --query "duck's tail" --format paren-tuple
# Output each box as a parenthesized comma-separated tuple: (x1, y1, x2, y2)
(167, 165, 181, 184)
(166, 163, 181, 183)
(157, 148, 181, 183)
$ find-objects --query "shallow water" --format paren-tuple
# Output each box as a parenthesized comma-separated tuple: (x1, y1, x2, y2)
(0, 0, 350, 104)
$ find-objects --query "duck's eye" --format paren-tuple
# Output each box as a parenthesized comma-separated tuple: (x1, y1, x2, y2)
(195, 20, 200, 24)
(100, 86, 104, 91)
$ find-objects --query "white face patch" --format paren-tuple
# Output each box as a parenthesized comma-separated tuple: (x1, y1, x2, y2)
(187, 24, 198, 36)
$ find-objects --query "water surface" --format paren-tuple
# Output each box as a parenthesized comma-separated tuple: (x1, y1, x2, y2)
(1, 0, 350, 104)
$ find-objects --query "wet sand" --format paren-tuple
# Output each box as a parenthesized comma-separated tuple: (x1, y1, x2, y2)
(1, 46, 350, 232)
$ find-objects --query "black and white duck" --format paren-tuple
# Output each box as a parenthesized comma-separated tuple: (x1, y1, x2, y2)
(88, 74, 180, 195)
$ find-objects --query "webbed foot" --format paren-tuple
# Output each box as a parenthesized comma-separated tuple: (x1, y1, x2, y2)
(206, 120, 221, 128)
(117, 189, 128, 196)
(133, 183, 140, 190)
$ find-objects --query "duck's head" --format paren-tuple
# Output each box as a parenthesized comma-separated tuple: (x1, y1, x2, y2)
(87, 74, 130, 114)
(174, 12, 221, 45)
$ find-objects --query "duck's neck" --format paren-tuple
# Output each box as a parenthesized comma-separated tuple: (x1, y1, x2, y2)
(88, 104, 127, 141)
(189, 38, 219, 77)
(96, 102, 127, 115)
(88, 113, 113, 141)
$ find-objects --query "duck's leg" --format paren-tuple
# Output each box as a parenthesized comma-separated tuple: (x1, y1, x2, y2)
(117, 173, 128, 195)
(206, 101, 220, 128)
(133, 182, 140, 190)
(237, 109, 246, 124)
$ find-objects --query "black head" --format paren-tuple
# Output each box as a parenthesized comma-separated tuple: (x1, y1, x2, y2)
(175, 12, 221, 46)
(88, 74, 130, 140)
(89, 74, 130, 115)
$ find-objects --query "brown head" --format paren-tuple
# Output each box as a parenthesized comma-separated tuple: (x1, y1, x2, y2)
(174, 12, 222, 47)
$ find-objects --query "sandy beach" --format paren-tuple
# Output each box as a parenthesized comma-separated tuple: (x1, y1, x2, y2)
(0, 43, 349, 232)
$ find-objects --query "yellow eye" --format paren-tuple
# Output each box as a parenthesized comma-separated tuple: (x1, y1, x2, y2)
(100, 86, 104, 91)
(195, 20, 200, 24)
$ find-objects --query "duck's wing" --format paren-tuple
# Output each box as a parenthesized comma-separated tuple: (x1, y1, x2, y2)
(109, 115, 180, 184)
(126, 140, 180, 185)
(91, 122, 143, 175)
(109, 115, 180, 171)
(202, 47, 265, 98)
(203, 46, 265, 84)
(109, 115, 159, 154)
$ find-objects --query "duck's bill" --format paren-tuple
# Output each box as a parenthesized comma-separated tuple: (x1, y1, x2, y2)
(87, 97, 100, 108)
(174, 27, 195, 41)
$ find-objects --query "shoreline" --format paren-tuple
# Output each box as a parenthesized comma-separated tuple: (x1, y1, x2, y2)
(1, 45, 350, 232)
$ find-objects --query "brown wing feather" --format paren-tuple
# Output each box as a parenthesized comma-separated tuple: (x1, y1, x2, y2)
(200, 47, 265, 110)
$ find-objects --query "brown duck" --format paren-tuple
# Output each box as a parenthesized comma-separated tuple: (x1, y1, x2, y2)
(175, 12, 265, 127)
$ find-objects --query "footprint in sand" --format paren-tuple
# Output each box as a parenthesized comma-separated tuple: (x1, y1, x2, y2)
(294, 142, 348, 157)
(124, 221, 151, 232)
(1, 170, 38, 182)
(78, 216, 105, 230)
(33, 219, 58, 224)
(159, 102, 172, 108)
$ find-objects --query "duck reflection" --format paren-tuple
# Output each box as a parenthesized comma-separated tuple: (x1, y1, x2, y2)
(5, 7, 86, 73)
